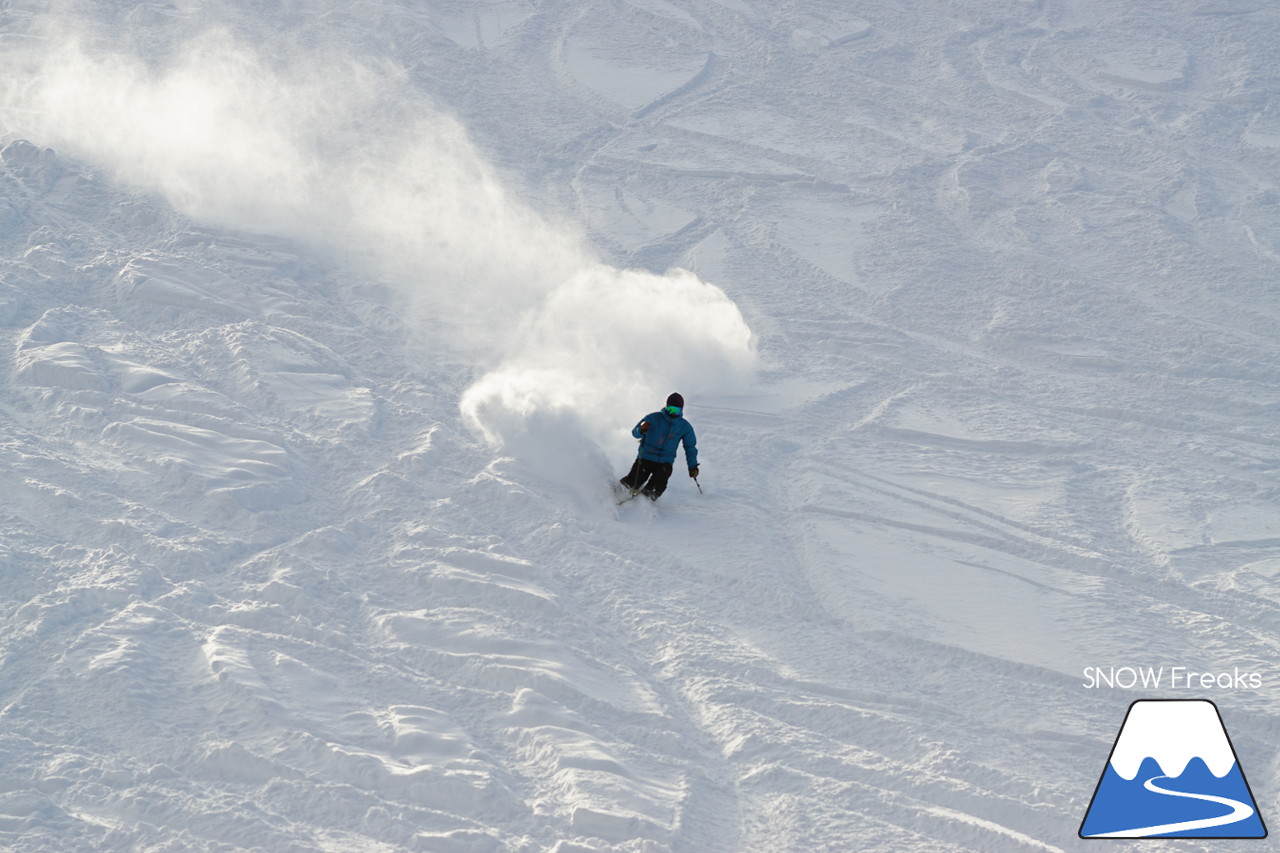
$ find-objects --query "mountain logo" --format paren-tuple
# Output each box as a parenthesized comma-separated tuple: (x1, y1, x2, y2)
(1080, 699, 1267, 839)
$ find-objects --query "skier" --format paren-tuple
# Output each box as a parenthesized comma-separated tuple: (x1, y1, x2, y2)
(619, 392, 699, 501)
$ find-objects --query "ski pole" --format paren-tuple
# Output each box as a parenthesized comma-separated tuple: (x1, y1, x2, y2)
(693, 473, 703, 494)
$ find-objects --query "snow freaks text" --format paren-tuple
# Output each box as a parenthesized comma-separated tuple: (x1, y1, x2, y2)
(1082, 666, 1263, 690)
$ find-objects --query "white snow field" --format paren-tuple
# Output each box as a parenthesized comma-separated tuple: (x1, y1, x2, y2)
(2, 1, 1279, 850)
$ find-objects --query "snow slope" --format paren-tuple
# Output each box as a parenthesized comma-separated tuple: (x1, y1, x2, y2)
(2, 1, 1279, 851)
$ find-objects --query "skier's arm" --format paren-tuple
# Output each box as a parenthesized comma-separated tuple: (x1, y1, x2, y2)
(632, 419, 650, 439)
(682, 423, 698, 470)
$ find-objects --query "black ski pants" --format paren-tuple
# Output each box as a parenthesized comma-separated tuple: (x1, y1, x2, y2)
(620, 458, 673, 499)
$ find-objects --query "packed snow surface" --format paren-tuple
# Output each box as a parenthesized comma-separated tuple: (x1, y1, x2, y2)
(2, 1, 1279, 851)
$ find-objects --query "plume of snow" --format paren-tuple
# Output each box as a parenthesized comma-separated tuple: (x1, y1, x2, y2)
(0, 22, 755, 466)
(0, 27, 581, 335)
(461, 264, 755, 462)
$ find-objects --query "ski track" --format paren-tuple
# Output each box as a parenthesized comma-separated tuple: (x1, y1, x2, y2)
(3, 1, 1280, 851)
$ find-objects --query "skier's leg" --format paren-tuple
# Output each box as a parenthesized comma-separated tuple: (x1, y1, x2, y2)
(643, 463, 674, 499)
(635, 459, 659, 492)
(619, 459, 643, 490)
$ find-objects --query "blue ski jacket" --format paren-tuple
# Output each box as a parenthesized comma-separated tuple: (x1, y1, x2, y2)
(633, 411, 698, 468)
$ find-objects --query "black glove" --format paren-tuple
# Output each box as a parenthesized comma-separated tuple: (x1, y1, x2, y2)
(689, 466, 699, 478)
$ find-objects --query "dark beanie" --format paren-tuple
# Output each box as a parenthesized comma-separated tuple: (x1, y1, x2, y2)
(666, 392, 684, 408)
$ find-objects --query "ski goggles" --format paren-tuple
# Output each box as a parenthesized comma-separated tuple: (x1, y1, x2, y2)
(664, 405, 682, 416)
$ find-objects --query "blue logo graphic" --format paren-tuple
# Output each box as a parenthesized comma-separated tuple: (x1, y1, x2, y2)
(1080, 699, 1267, 838)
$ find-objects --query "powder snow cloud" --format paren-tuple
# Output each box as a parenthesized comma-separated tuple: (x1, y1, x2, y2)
(0, 21, 755, 462)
